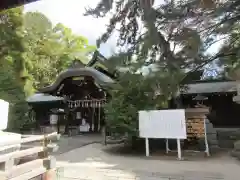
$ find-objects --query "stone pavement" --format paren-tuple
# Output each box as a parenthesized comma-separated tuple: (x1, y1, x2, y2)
(56, 143, 240, 180)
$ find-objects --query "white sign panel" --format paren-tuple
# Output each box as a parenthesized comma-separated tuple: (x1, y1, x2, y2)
(0, 99, 9, 130)
(139, 109, 186, 139)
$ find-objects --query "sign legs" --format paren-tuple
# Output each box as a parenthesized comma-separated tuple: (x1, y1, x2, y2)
(177, 139, 182, 160)
(145, 138, 149, 157)
(165, 139, 169, 154)
(204, 118, 210, 156)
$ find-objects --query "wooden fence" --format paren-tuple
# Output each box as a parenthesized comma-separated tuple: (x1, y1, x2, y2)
(0, 132, 59, 180)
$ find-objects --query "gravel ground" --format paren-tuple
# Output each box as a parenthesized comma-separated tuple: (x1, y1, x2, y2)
(56, 143, 240, 180)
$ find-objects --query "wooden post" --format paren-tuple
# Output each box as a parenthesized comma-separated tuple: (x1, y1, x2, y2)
(42, 169, 56, 180)
(40, 135, 57, 180)
(102, 126, 107, 145)
(41, 154, 57, 180)
(98, 106, 101, 132)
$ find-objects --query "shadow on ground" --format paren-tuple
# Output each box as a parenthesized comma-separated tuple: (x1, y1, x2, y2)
(54, 134, 102, 155)
(102, 143, 233, 161)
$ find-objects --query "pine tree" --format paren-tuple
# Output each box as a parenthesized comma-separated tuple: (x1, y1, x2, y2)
(85, 0, 240, 74)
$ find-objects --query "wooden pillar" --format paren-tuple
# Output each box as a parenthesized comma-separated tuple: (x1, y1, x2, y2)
(64, 108, 70, 135)
(42, 169, 56, 180)
(102, 126, 107, 145)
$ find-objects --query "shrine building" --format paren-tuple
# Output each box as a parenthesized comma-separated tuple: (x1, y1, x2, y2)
(27, 51, 117, 135)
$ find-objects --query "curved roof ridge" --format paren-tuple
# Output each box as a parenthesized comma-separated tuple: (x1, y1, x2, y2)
(39, 67, 115, 93)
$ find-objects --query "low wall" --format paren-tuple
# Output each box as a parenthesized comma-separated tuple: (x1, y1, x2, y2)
(215, 128, 240, 149)
(204, 122, 240, 151)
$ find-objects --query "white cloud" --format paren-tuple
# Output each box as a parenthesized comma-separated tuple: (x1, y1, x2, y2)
(24, 0, 117, 57)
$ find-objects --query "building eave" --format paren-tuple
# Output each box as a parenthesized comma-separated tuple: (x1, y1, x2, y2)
(1, 0, 39, 10)
(38, 67, 116, 93)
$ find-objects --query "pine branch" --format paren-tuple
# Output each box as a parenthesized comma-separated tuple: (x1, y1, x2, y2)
(181, 52, 237, 83)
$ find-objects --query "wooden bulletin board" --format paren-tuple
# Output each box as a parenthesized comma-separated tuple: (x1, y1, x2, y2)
(186, 117, 205, 138)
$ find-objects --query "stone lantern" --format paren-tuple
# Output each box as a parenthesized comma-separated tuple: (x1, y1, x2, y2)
(227, 69, 240, 103)
(227, 69, 240, 159)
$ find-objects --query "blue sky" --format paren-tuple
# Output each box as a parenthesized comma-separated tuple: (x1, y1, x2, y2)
(24, 0, 223, 61)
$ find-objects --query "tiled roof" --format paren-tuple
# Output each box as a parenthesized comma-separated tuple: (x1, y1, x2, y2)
(39, 67, 115, 93)
(181, 81, 237, 94)
(27, 93, 64, 103)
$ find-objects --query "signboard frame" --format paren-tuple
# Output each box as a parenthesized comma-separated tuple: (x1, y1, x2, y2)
(138, 109, 187, 160)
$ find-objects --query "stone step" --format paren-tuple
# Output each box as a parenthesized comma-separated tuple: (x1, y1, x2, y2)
(217, 130, 240, 140)
(218, 140, 235, 149)
(208, 139, 219, 146)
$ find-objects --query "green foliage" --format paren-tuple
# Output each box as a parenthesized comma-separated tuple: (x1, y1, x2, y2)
(85, 1, 240, 141)
(0, 7, 30, 131)
(105, 66, 184, 139)
(0, 64, 29, 131)
(105, 73, 155, 137)
(0, 8, 95, 130)
(23, 12, 96, 89)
